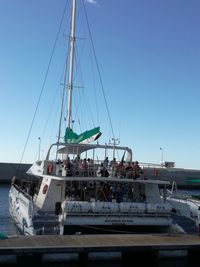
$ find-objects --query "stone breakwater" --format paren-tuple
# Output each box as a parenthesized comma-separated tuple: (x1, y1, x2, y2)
(0, 162, 31, 183)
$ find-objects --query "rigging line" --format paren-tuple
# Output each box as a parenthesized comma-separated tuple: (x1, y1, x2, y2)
(19, 1, 69, 164)
(41, 62, 65, 144)
(90, 53, 100, 126)
(73, 43, 96, 131)
(73, 29, 99, 129)
(81, 0, 116, 140)
(72, 42, 86, 128)
(57, 35, 70, 146)
(41, 75, 62, 143)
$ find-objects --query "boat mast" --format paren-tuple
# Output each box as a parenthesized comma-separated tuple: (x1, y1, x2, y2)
(66, 0, 76, 129)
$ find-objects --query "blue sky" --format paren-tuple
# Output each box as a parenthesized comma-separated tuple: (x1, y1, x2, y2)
(0, 0, 200, 169)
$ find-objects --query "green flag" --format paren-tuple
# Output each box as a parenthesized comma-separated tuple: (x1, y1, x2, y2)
(64, 127, 101, 144)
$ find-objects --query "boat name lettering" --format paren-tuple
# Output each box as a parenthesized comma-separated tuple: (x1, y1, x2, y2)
(105, 219, 133, 223)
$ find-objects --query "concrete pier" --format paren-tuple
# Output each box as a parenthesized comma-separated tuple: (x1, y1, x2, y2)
(0, 162, 31, 183)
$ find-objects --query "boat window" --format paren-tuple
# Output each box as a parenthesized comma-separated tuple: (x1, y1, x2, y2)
(64, 181, 146, 203)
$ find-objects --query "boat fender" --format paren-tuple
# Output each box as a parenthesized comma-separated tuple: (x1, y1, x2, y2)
(42, 184, 48, 194)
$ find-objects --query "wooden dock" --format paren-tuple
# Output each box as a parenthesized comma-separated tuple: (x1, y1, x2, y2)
(0, 234, 200, 264)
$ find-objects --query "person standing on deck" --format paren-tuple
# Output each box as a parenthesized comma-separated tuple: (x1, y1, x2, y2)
(133, 161, 142, 179)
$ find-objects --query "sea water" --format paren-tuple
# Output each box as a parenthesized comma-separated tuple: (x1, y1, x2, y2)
(1, 184, 200, 267)
(0, 184, 20, 236)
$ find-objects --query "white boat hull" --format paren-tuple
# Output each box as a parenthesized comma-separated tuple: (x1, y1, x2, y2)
(9, 185, 35, 236)
(9, 184, 172, 235)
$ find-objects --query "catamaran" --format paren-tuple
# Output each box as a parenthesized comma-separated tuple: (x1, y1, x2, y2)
(9, 0, 180, 236)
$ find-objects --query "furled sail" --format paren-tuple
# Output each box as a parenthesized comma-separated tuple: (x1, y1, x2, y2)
(64, 127, 101, 144)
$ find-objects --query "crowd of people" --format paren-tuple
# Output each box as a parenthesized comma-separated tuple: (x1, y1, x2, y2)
(51, 155, 143, 179)
(62, 156, 95, 176)
(109, 158, 143, 179)
(64, 180, 146, 203)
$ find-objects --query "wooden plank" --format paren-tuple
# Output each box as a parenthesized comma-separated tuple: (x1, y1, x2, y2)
(0, 234, 200, 255)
